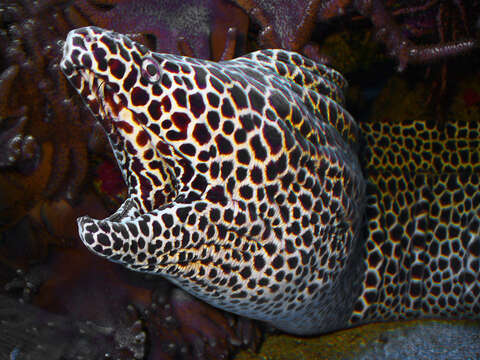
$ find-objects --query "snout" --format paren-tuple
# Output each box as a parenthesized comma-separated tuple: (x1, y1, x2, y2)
(60, 27, 101, 75)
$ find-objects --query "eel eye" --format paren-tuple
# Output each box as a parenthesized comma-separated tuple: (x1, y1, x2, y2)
(141, 57, 161, 83)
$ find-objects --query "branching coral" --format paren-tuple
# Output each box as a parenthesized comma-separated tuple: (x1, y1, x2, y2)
(0, 1, 94, 226)
(71, 0, 249, 59)
(232, 0, 478, 69)
(352, 0, 477, 71)
(233, 0, 322, 50)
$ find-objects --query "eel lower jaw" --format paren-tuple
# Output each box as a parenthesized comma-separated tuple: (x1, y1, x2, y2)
(76, 209, 209, 268)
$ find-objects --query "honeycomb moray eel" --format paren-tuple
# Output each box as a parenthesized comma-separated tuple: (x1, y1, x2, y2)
(60, 26, 480, 335)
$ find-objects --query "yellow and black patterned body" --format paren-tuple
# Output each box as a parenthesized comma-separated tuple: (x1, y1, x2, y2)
(60, 27, 479, 335)
(352, 119, 480, 323)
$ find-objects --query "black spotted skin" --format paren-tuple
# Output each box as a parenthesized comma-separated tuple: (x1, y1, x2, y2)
(60, 27, 479, 335)
(352, 119, 480, 323)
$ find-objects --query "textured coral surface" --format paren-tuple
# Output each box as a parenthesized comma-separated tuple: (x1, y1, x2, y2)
(235, 319, 480, 360)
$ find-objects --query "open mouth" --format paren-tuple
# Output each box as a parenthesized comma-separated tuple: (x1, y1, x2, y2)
(60, 28, 210, 270)
(62, 62, 181, 216)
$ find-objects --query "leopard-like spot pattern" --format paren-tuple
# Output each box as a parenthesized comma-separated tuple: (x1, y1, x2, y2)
(352, 119, 480, 323)
(60, 27, 479, 335)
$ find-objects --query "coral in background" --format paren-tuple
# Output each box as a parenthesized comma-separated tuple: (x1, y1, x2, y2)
(232, 0, 478, 69)
(232, 0, 324, 55)
(4, 245, 260, 359)
(352, 0, 477, 71)
(73, 0, 249, 60)
(1, 0, 201, 251)
(0, 294, 146, 359)
(234, 319, 480, 360)
(0, 1, 97, 236)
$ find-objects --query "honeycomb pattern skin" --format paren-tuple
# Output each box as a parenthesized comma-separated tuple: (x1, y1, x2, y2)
(60, 26, 479, 335)
(353, 120, 480, 324)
